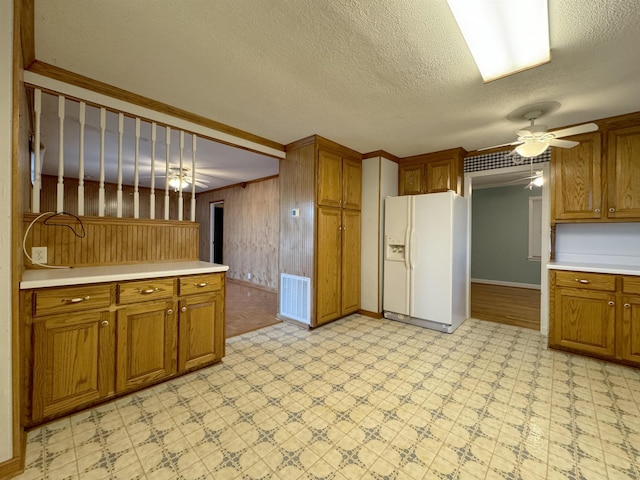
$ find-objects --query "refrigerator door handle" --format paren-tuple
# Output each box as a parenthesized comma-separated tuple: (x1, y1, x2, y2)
(404, 199, 412, 315)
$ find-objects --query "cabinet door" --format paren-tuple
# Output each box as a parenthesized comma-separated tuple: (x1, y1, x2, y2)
(316, 207, 342, 325)
(32, 311, 114, 420)
(619, 296, 640, 364)
(317, 150, 343, 208)
(551, 132, 602, 221)
(399, 164, 424, 195)
(425, 158, 454, 193)
(607, 126, 640, 219)
(342, 157, 362, 210)
(116, 300, 176, 391)
(341, 210, 361, 315)
(179, 292, 224, 371)
(553, 287, 616, 357)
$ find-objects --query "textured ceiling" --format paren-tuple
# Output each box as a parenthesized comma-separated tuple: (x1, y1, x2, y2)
(34, 0, 640, 170)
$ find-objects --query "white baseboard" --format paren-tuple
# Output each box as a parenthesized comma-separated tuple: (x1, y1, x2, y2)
(471, 278, 541, 290)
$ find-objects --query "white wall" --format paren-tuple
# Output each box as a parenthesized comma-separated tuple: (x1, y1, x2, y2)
(360, 156, 397, 313)
(0, 0, 14, 462)
(555, 223, 640, 265)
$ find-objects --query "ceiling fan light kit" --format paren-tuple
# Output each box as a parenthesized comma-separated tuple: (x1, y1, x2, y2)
(479, 101, 599, 159)
(447, 0, 550, 82)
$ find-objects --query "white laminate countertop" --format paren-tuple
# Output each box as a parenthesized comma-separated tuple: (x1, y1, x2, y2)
(20, 261, 230, 289)
(547, 262, 640, 276)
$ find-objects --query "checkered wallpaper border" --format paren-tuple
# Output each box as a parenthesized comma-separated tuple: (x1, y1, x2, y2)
(464, 149, 551, 172)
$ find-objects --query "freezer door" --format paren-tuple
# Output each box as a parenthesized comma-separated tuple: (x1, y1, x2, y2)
(383, 196, 411, 316)
(410, 192, 454, 324)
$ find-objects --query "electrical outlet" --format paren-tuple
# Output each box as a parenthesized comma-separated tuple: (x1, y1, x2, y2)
(247, 272, 251, 280)
(32, 246, 48, 264)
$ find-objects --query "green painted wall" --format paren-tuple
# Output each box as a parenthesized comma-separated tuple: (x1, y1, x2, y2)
(471, 184, 541, 286)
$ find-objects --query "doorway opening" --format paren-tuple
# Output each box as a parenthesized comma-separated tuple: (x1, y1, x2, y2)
(210, 201, 224, 264)
(465, 162, 550, 334)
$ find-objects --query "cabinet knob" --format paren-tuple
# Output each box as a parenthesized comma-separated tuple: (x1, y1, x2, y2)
(608, 301, 615, 306)
(101, 320, 109, 327)
(575, 279, 590, 284)
(594, 208, 600, 213)
(181, 306, 187, 313)
(625, 303, 631, 308)
(609, 207, 616, 213)
(62, 295, 90, 304)
(194, 283, 208, 288)
(167, 309, 173, 315)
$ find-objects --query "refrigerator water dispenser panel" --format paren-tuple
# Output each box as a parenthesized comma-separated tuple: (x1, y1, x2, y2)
(385, 235, 406, 261)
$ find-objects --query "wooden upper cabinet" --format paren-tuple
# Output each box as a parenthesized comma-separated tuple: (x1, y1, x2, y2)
(398, 148, 465, 196)
(426, 158, 455, 193)
(399, 164, 424, 195)
(317, 149, 362, 210)
(551, 132, 602, 221)
(317, 150, 343, 208)
(342, 157, 362, 210)
(607, 125, 640, 219)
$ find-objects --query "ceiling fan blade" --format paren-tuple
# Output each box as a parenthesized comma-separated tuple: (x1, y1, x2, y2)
(477, 140, 522, 151)
(194, 180, 209, 188)
(550, 138, 579, 148)
(551, 123, 598, 138)
(516, 129, 534, 137)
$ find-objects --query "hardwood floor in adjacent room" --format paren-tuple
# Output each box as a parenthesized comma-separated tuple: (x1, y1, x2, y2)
(225, 280, 280, 338)
(471, 282, 541, 330)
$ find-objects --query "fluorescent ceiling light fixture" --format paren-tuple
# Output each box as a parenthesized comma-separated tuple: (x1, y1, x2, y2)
(447, 0, 550, 82)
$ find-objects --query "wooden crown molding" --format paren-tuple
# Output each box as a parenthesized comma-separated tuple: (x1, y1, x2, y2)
(26, 61, 285, 154)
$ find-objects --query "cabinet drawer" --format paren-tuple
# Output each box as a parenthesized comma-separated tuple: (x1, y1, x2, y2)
(179, 273, 222, 296)
(622, 276, 640, 295)
(118, 278, 175, 305)
(554, 271, 616, 291)
(34, 285, 112, 317)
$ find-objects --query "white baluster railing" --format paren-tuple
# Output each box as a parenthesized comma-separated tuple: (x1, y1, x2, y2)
(116, 113, 124, 218)
(150, 122, 156, 220)
(78, 101, 86, 216)
(98, 107, 106, 217)
(32, 89, 42, 214)
(164, 126, 171, 220)
(133, 118, 140, 219)
(56, 95, 65, 213)
(191, 134, 197, 222)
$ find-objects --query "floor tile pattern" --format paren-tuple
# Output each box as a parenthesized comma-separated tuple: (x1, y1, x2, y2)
(15, 315, 640, 479)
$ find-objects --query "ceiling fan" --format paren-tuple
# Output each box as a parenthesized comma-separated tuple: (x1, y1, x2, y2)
(143, 166, 211, 190)
(479, 102, 599, 158)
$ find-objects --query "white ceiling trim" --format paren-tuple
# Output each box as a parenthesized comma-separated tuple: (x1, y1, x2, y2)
(23, 70, 286, 160)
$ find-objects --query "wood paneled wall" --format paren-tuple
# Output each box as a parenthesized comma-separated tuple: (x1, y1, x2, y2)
(196, 177, 279, 291)
(279, 142, 316, 292)
(39, 175, 184, 220)
(23, 213, 199, 267)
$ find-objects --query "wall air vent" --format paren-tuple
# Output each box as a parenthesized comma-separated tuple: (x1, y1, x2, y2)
(279, 273, 311, 325)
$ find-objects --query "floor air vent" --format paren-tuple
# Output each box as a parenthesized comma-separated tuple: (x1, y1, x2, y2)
(280, 273, 311, 325)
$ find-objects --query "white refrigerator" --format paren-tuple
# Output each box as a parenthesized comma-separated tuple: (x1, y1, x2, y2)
(383, 191, 468, 333)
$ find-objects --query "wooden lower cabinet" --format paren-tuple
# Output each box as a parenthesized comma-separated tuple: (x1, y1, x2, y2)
(549, 270, 640, 367)
(32, 310, 114, 420)
(316, 207, 361, 326)
(619, 295, 640, 363)
(341, 209, 361, 315)
(179, 292, 224, 371)
(116, 300, 177, 391)
(552, 287, 616, 357)
(24, 271, 226, 425)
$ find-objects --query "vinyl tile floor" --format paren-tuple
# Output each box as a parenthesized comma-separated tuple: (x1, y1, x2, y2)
(15, 315, 640, 480)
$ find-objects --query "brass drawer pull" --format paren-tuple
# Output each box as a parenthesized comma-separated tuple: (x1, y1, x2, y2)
(194, 282, 208, 287)
(625, 303, 631, 308)
(101, 320, 109, 327)
(62, 296, 90, 304)
(608, 301, 615, 306)
(139, 287, 161, 295)
(575, 279, 590, 284)
(181, 306, 187, 313)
